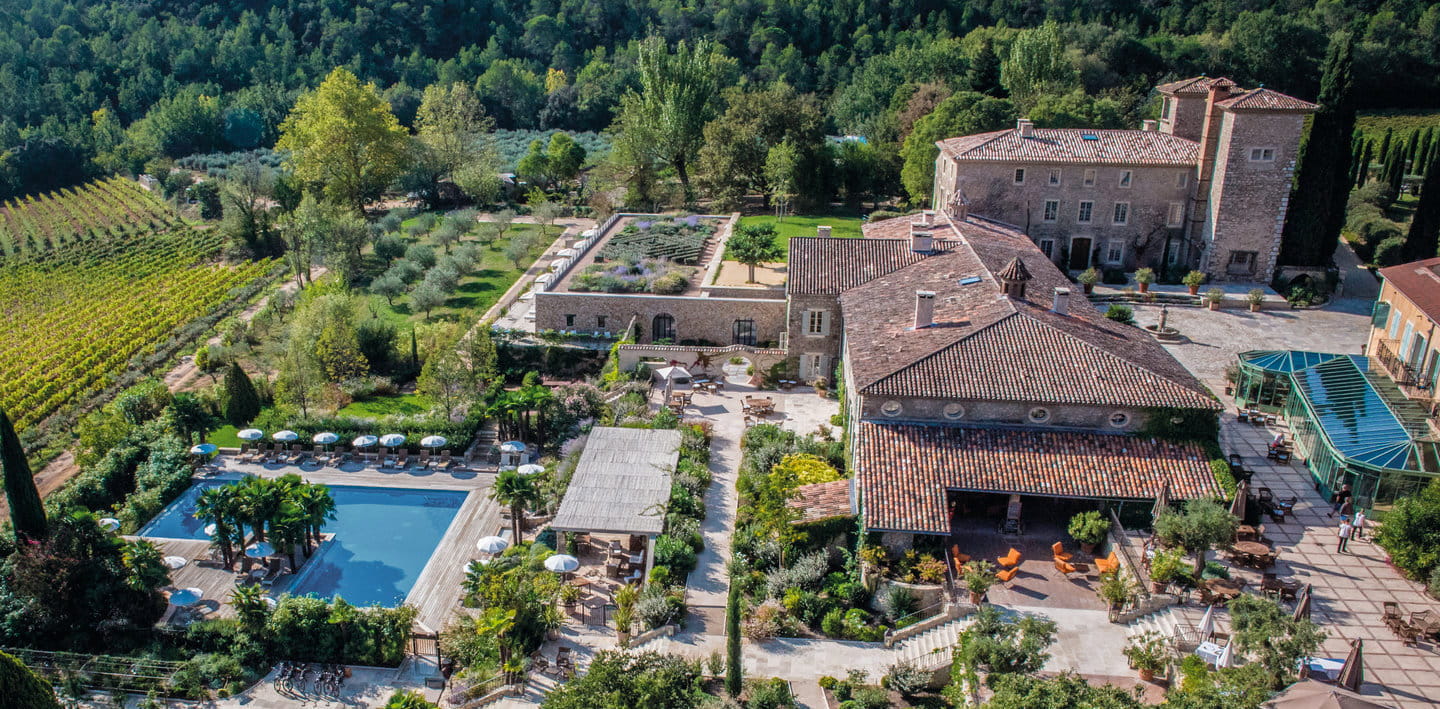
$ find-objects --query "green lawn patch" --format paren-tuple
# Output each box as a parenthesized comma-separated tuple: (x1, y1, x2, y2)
(336, 394, 432, 419)
(209, 425, 242, 449)
(732, 211, 866, 259)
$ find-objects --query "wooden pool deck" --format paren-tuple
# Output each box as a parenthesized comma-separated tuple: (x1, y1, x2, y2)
(145, 456, 502, 632)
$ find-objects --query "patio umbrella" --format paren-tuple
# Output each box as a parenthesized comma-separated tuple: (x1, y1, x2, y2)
(1197, 604, 1216, 641)
(1216, 640, 1233, 669)
(97, 517, 121, 532)
(312, 432, 340, 445)
(245, 541, 276, 558)
(535, 273, 554, 285)
(273, 430, 299, 442)
(1263, 679, 1391, 709)
(557, 248, 579, 258)
(1152, 478, 1171, 520)
(237, 429, 264, 441)
(544, 554, 580, 573)
(1294, 584, 1313, 622)
(379, 433, 407, 448)
(655, 365, 691, 400)
(476, 536, 510, 555)
(163, 556, 188, 570)
(203, 523, 218, 537)
(352, 435, 379, 448)
(550, 258, 570, 270)
(1230, 479, 1249, 521)
(189, 443, 218, 456)
(1337, 639, 1364, 693)
(420, 435, 448, 449)
(517, 463, 545, 476)
(168, 588, 203, 607)
(500, 441, 525, 455)
(262, 596, 278, 610)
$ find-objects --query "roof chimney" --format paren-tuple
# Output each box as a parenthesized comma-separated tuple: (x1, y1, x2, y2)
(914, 291, 936, 329)
(910, 224, 933, 253)
(1052, 287, 1071, 315)
(1142, 119, 1158, 131)
(817, 225, 832, 238)
(1017, 118, 1035, 138)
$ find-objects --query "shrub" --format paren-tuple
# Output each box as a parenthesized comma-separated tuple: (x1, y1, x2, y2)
(764, 551, 830, 598)
(1077, 267, 1100, 285)
(879, 585, 917, 621)
(748, 678, 795, 709)
(882, 661, 928, 696)
(772, 453, 843, 485)
(1374, 479, 1440, 581)
(654, 535, 698, 576)
(744, 600, 789, 640)
(1373, 236, 1408, 266)
(820, 608, 847, 637)
(650, 272, 688, 294)
(1104, 304, 1135, 324)
(845, 686, 891, 709)
(1429, 566, 1440, 599)
(635, 592, 680, 630)
(1067, 511, 1110, 546)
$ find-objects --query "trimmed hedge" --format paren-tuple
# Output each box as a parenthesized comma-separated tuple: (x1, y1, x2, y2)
(251, 409, 482, 454)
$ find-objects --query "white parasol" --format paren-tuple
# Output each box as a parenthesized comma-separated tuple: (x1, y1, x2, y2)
(544, 554, 580, 573)
(190, 443, 218, 456)
(312, 432, 340, 445)
(352, 435, 379, 448)
(245, 542, 276, 558)
(476, 536, 510, 555)
(272, 430, 299, 442)
(163, 556, 188, 570)
(237, 429, 264, 441)
(420, 435, 448, 449)
(98, 517, 121, 532)
(517, 464, 545, 476)
(379, 433, 407, 448)
(168, 588, 204, 607)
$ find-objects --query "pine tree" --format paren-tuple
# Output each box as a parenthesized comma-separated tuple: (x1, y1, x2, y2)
(1278, 30, 1357, 267)
(967, 38, 1004, 97)
(222, 362, 261, 426)
(0, 407, 47, 541)
(1403, 148, 1440, 262)
(1354, 138, 1372, 188)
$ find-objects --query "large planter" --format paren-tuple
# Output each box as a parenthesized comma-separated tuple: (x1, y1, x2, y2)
(1082, 283, 1095, 294)
(1080, 541, 1098, 554)
(969, 591, 984, 604)
(1249, 303, 1262, 312)
(1138, 282, 1151, 294)
(1151, 580, 1167, 593)
(1208, 301, 1220, 311)
(1187, 285, 1200, 295)
(1139, 668, 1155, 682)
(872, 578, 947, 612)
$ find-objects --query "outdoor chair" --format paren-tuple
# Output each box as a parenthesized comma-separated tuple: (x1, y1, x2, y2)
(397, 451, 409, 468)
(1095, 552, 1120, 574)
(996, 566, 1019, 583)
(1384, 602, 1405, 629)
(288, 445, 306, 464)
(1051, 542, 1073, 562)
(1053, 558, 1077, 576)
(1257, 487, 1274, 504)
(1261, 573, 1283, 597)
(997, 548, 1022, 569)
(950, 545, 970, 566)
(1410, 610, 1440, 641)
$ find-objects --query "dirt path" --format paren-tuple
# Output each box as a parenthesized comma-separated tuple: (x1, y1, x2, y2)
(1, 268, 320, 520)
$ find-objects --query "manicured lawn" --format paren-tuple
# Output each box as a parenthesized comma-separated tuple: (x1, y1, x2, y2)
(210, 424, 242, 449)
(337, 394, 432, 418)
(732, 210, 867, 259)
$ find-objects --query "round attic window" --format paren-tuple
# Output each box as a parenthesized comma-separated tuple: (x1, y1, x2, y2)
(1109, 412, 1131, 428)
(881, 400, 903, 417)
(1028, 407, 1051, 424)
(942, 403, 965, 420)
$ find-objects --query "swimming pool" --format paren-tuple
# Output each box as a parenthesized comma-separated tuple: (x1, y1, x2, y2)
(140, 481, 468, 607)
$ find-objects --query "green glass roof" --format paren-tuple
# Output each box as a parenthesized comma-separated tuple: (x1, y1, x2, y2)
(1290, 356, 1416, 469)
(1240, 350, 1344, 374)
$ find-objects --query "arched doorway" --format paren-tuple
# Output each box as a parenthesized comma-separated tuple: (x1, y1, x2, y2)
(652, 313, 676, 343)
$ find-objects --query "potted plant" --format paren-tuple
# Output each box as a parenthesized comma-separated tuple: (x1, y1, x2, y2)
(1124, 631, 1169, 681)
(1134, 267, 1156, 294)
(1098, 570, 1132, 611)
(961, 560, 997, 604)
(559, 583, 581, 610)
(1068, 511, 1111, 554)
(1205, 287, 1225, 311)
(1246, 288, 1266, 313)
(1182, 270, 1206, 295)
(1078, 267, 1100, 294)
(613, 584, 638, 647)
(1148, 548, 1185, 593)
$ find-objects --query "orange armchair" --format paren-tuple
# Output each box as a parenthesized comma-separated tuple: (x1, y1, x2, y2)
(997, 548, 1022, 568)
(996, 566, 1019, 583)
(951, 544, 970, 565)
(1054, 558, 1077, 575)
(1051, 542, 1073, 562)
(1095, 551, 1120, 574)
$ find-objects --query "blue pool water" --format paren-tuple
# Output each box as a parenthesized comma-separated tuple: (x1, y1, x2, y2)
(140, 481, 467, 607)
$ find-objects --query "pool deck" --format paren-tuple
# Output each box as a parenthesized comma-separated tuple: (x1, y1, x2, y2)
(144, 457, 502, 632)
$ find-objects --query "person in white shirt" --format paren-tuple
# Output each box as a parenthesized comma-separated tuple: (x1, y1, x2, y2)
(1352, 510, 1367, 541)
(1337, 518, 1353, 553)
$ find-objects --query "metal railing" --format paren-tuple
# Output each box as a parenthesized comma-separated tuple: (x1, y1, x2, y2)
(1373, 339, 1422, 388)
(1108, 508, 1150, 600)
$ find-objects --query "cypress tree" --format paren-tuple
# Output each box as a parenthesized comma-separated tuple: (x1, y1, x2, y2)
(725, 580, 742, 697)
(1385, 143, 1407, 196)
(0, 651, 61, 708)
(222, 362, 261, 425)
(1377, 128, 1393, 168)
(1406, 130, 1422, 166)
(1403, 148, 1440, 262)
(1354, 139, 1372, 188)
(410, 329, 419, 367)
(967, 38, 1004, 97)
(1279, 30, 1357, 267)
(0, 407, 47, 541)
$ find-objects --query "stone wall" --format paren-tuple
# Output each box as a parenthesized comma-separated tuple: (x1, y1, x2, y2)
(614, 343, 789, 378)
(1199, 110, 1306, 283)
(534, 291, 786, 346)
(788, 293, 845, 378)
(933, 159, 1194, 271)
(855, 394, 1151, 432)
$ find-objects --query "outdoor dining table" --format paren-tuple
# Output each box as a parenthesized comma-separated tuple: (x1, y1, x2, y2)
(1206, 577, 1244, 602)
(1194, 641, 1226, 667)
(1236, 524, 1257, 541)
(1233, 541, 1271, 557)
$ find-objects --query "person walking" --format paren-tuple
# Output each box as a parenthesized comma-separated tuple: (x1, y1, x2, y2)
(1330, 484, 1353, 517)
(1352, 509, 1367, 540)
(1337, 517, 1354, 554)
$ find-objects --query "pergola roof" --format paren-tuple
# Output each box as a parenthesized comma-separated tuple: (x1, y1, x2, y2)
(551, 426, 682, 536)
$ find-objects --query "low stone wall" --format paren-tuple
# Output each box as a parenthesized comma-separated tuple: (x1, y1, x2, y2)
(871, 578, 946, 616)
(883, 603, 965, 647)
(629, 623, 678, 648)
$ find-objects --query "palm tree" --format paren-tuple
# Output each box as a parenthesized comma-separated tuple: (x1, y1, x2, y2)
(229, 583, 269, 633)
(237, 477, 283, 542)
(270, 500, 308, 569)
(295, 484, 337, 552)
(195, 485, 241, 567)
(475, 607, 519, 682)
(490, 470, 538, 542)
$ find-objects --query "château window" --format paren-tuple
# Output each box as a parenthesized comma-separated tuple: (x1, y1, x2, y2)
(1227, 251, 1258, 275)
(1043, 200, 1059, 222)
(1109, 412, 1131, 428)
(565, 314, 575, 328)
(1118, 170, 1133, 188)
(1083, 169, 1096, 187)
(597, 315, 607, 329)
(1013, 168, 1026, 184)
(1161, 98, 1171, 119)
(1048, 168, 1061, 186)
(1112, 202, 1130, 225)
(1106, 241, 1124, 265)
(1249, 148, 1276, 162)
(1167, 203, 1184, 227)
(805, 309, 830, 336)
(732, 319, 756, 346)
(1077, 201, 1093, 224)
(652, 313, 676, 342)
(1177, 172, 1189, 189)
(1028, 407, 1051, 423)
(1038, 239, 1054, 257)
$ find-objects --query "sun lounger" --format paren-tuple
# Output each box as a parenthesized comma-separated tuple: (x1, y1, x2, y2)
(288, 444, 306, 464)
(435, 450, 452, 469)
(416, 452, 431, 470)
(397, 450, 409, 468)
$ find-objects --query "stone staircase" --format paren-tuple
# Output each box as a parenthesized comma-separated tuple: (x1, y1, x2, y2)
(892, 616, 971, 673)
(1124, 604, 1185, 644)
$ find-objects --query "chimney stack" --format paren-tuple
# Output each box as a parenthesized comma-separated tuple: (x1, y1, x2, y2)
(910, 226, 933, 253)
(1052, 287, 1071, 315)
(914, 291, 936, 329)
(817, 225, 832, 238)
(1017, 118, 1035, 138)
(1142, 119, 1158, 131)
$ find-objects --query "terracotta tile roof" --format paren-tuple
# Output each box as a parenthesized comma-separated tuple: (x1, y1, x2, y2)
(937, 128, 1199, 167)
(855, 422, 1221, 534)
(1215, 88, 1318, 113)
(788, 480, 854, 524)
(787, 233, 957, 296)
(996, 256, 1031, 282)
(839, 213, 1218, 411)
(1379, 257, 1440, 325)
(1156, 76, 1237, 95)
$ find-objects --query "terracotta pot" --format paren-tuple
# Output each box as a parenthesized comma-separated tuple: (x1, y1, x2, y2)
(1139, 282, 1151, 293)
(1208, 301, 1220, 311)
(1250, 303, 1262, 312)
(970, 591, 984, 604)
(1139, 668, 1155, 682)
(1151, 580, 1167, 593)
(1187, 285, 1199, 295)
(1080, 541, 1098, 554)
(1082, 283, 1095, 294)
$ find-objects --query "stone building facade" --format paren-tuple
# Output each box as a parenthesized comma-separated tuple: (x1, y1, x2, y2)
(932, 77, 1316, 283)
(533, 291, 786, 347)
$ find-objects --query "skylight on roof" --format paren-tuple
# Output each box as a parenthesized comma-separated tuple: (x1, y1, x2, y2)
(958, 276, 982, 285)
(1081, 134, 1099, 141)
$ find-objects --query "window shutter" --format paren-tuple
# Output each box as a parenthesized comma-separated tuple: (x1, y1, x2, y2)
(799, 354, 813, 378)
(1370, 301, 1391, 329)
(820, 310, 831, 336)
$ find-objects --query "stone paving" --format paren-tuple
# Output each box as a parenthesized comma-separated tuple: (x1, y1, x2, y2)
(1151, 300, 1440, 708)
